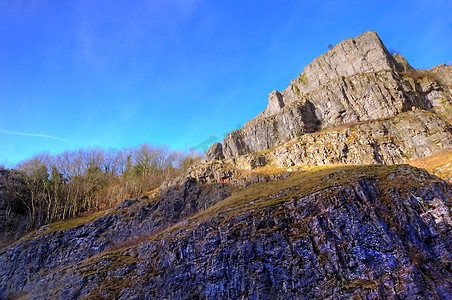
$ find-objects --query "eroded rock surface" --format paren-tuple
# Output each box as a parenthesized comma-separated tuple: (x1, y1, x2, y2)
(228, 110, 452, 169)
(206, 31, 452, 161)
(1, 165, 450, 299)
(0, 160, 293, 299)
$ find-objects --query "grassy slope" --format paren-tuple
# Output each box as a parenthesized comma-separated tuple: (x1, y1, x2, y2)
(83, 165, 447, 295)
(409, 149, 452, 183)
(13, 109, 452, 241)
(24, 162, 448, 299)
(24, 159, 451, 241)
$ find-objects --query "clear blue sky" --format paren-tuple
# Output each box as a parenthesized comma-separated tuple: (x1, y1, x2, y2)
(1, 0, 451, 166)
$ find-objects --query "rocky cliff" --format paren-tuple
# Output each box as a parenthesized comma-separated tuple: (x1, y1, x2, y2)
(1, 165, 451, 299)
(1, 31, 452, 300)
(226, 109, 452, 170)
(206, 31, 452, 161)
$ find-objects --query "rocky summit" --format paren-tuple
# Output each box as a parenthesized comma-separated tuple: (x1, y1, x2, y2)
(205, 31, 452, 161)
(1, 31, 452, 299)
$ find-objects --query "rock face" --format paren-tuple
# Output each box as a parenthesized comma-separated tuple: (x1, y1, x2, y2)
(0, 167, 232, 298)
(206, 31, 452, 161)
(228, 109, 452, 169)
(1, 165, 451, 299)
(0, 161, 293, 299)
(202, 142, 225, 162)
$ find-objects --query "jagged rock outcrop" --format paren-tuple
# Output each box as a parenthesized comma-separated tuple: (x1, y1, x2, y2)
(202, 142, 225, 162)
(1, 165, 451, 299)
(206, 31, 452, 161)
(228, 109, 452, 169)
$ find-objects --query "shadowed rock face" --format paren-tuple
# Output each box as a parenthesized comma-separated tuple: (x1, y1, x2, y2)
(203, 142, 225, 162)
(205, 31, 452, 161)
(0, 173, 232, 297)
(1, 165, 451, 299)
(120, 167, 452, 300)
(0, 161, 290, 299)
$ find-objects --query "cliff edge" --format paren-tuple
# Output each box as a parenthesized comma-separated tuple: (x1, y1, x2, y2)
(206, 31, 452, 161)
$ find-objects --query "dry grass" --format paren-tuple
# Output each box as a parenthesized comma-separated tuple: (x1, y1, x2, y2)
(191, 164, 408, 223)
(404, 69, 446, 85)
(342, 279, 379, 290)
(409, 150, 452, 170)
(21, 209, 109, 240)
(145, 187, 161, 196)
(48, 210, 107, 232)
(239, 164, 295, 176)
(409, 150, 452, 183)
(316, 120, 369, 134)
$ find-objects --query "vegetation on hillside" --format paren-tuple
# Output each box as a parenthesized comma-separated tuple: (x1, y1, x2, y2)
(0, 144, 201, 246)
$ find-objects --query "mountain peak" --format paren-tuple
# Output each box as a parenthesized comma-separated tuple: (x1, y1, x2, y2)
(288, 30, 395, 97)
(205, 31, 452, 162)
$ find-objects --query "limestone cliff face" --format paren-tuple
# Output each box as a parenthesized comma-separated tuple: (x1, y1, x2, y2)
(208, 31, 452, 161)
(227, 110, 452, 170)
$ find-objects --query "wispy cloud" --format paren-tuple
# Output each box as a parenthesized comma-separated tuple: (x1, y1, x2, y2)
(0, 129, 75, 142)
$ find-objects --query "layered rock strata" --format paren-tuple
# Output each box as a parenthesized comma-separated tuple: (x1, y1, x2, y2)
(207, 31, 452, 161)
(1, 165, 451, 299)
(228, 110, 452, 170)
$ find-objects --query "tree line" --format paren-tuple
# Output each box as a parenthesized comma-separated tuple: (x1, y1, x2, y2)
(0, 144, 201, 238)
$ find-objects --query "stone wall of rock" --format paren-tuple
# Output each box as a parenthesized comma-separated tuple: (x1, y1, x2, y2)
(227, 110, 452, 169)
(206, 31, 452, 161)
(3, 165, 451, 299)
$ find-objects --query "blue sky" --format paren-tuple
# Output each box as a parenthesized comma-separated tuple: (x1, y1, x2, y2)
(1, 0, 451, 166)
